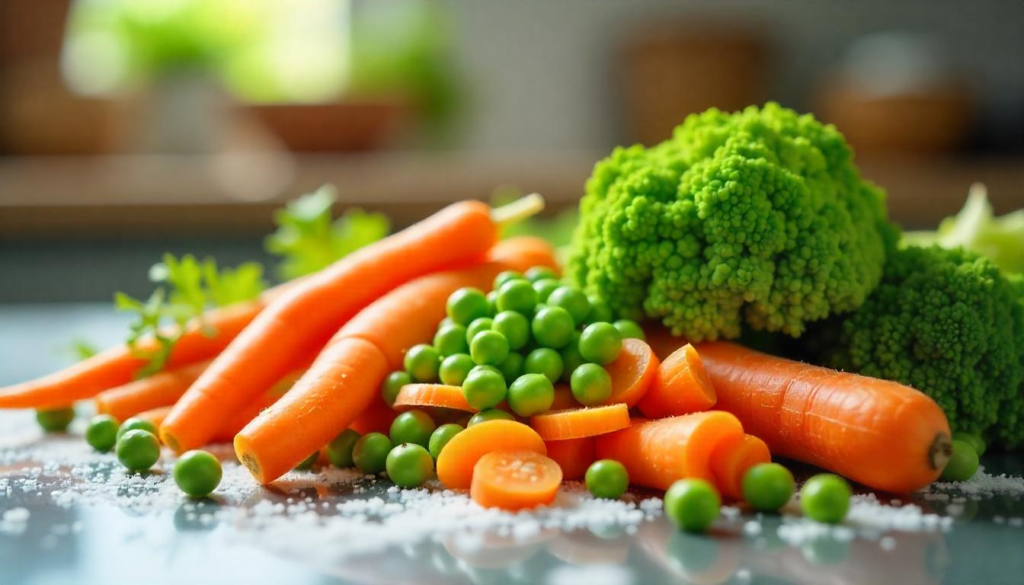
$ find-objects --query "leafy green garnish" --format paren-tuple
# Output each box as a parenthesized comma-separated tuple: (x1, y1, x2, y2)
(265, 185, 390, 280)
(71, 338, 99, 361)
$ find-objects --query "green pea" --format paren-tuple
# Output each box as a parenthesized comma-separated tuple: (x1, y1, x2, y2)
(173, 450, 222, 497)
(613, 319, 646, 341)
(447, 287, 490, 326)
(570, 363, 612, 406)
(524, 266, 558, 283)
(440, 353, 476, 386)
(664, 479, 720, 533)
(493, 311, 530, 350)
(386, 443, 434, 488)
(579, 322, 623, 365)
(493, 270, 525, 290)
(585, 459, 629, 499)
(36, 407, 75, 433)
(116, 416, 158, 442)
(468, 409, 515, 426)
(390, 410, 436, 448)
(470, 330, 510, 366)
(800, 474, 851, 524)
(742, 463, 795, 512)
(461, 369, 507, 410)
(586, 297, 614, 325)
(952, 432, 986, 457)
(941, 440, 980, 482)
(434, 323, 470, 357)
(465, 317, 494, 345)
(353, 432, 393, 474)
(381, 371, 412, 407)
(496, 279, 538, 315)
(524, 348, 564, 384)
(532, 279, 561, 303)
(470, 364, 502, 377)
(428, 424, 464, 459)
(486, 291, 498, 316)
(532, 306, 575, 349)
(547, 286, 590, 325)
(404, 344, 441, 383)
(497, 352, 525, 382)
(560, 332, 585, 383)
(294, 452, 319, 471)
(507, 374, 555, 416)
(116, 429, 161, 472)
(85, 414, 119, 452)
(326, 429, 361, 468)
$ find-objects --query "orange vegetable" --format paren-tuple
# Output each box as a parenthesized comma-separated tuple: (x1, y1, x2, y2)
(94, 361, 208, 422)
(637, 343, 715, 419)
(530, 404, 630, 441)
(471, 451, 562, 511)
(696, 341, 952, 493)
(604, 339, 659, 408)
(544, 437, 596, 481)
(349, 395, 398, 435)
(394, 384, 474, 412)
(549, 385, 580, 411)
(136, 405, 172, 429)
(594, 412, 744, 490)
(436, 420, 546, 489)
(164, 200, 505, 453)
(234, 337, 390, 484)
(710, 434, 770, 500)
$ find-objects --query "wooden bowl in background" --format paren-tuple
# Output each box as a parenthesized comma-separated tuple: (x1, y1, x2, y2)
(247, 98, 412, 152)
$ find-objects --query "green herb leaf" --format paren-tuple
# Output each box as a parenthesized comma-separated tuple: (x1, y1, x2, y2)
(71, 338, 99, 361)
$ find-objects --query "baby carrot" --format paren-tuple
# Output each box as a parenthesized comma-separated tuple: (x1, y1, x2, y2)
(697, 341, 952, 493)
(208, 365, 305, 444)
(530, 404, 631, 441)
(94, 361, 209, 422)
(136, 405, 172, 429)
(545, 437, 596, 481)
(604, 339, 659, 408)
(710, 434, 770, 500)
(594, 412, 744, 490)
(637, 343, 715, 419)
(436, 420, 547, 489)
(471, 451, 562, 511)
(394, 384, 475, 412)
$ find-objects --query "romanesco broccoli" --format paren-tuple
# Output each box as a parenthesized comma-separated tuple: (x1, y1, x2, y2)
(568, 103, 896, 341)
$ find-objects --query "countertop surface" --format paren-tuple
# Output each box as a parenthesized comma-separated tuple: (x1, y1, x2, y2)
(1, 304, 1023, 585)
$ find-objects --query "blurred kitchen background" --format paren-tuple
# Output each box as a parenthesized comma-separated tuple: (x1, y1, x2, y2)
(2, 0, 1024, 304)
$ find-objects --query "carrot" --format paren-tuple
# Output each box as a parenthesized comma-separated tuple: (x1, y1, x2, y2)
(136, 405, 172, 428)
(711, 434, 770, 500)
(530, 404, 630, 441)
(208, 368, 305, 444)
(544, 437, 596, 481)
(696, 341, 952, 493)
(549, 385, 580, 411)
(394, 384, 474, 412)
(604, 339, 659, 408)
(167, 198, 544, 453)
(436, 420, 546, 489)
(637, 343, 715, 419)
(94, 361, 209, 422)
(349, 395, 398, 435)
(594, 412, 744, 490)
(471, 451, 562, 511)
(642, 323, 682, 361)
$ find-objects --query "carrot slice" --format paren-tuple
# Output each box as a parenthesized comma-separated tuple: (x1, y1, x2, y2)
(604, 339, 659, 408)
(94, 360, 208, 422)
(594, 412, 744, 490)
(711, 434, 770, 500)
(550, 384, 580, 411)
(637, 344, 715, 419)
(394, 384, 474, 412)
(471, 451, 562, 511)
(530, 404, 630, 441)
(545, 437, 596, 481)
(436, 420, 546, 489)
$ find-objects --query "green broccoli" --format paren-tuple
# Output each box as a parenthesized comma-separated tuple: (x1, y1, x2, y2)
(568, 103, 896, 341)
(809, 245, 1024, 448)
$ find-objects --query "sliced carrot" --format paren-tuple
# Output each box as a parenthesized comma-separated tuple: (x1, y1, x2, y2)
(545, 437, 596, 481)
(604, 339, 659, 408)
(549, 384, 580, 411)
(594, 412, 744, 490)
(136, 405, 172, 429)
(436, 420, 546, 489)
(394, 384, 474, 412)
(349, 395, 398, 435)
(94, 360, 208, 422)
(642, 323, 683, 362)
(530, 404, 630, 441)
(471, 451, 562, 511)
(711, 434, 770, 500)
(637, 343, 716, 419)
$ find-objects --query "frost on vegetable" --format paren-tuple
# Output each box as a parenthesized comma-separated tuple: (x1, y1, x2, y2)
(567, 103, 896, 341)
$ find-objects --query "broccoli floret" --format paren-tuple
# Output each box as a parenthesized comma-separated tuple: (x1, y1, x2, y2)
(812, 245, 1024, 448)
(568, 103, 895, 341)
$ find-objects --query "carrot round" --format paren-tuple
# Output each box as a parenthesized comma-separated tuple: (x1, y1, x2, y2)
(711, 433, 770, 500)
(471, 451, 562, 511)
(637, 343, 715, 419)
(136, 405, 172, 429)
(530, 404, 630, 441)
(394, 384, 474, 412)
(594, 412, 744, 490)
(544, 437, 595, 481)
(604, 339, 659, 408)
(697, 341, 952, 493)
(436, 420, 546, 489)
(234, 337, 390, 484)
(94, 361, 209, 421)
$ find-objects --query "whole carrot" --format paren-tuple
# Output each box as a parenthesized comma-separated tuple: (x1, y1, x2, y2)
(697, 341, 952, 493)
(166, 198, 543, 453)
(94, 361, 209, 422)
(136, 405, 172, 429)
